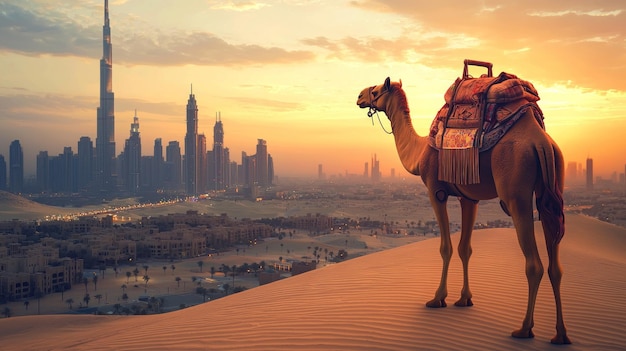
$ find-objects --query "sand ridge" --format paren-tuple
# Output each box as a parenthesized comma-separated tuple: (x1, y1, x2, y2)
(1, 214, 625, 350)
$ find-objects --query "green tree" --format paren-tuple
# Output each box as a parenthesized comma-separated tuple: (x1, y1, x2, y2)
(143, 275, 150, 288)
(65, 298, 74, 309)
(125, 271, 131, 284)
(23, 300, 29, 310)
(175, 276, 181, 288)
(197, 260, 204, 272)
(94, 294, 103, 305)
(142, 265, 149, 276)
(83, 293, 90, 307)
(133, 267, 139, 282)
(170, 264, 176, 275)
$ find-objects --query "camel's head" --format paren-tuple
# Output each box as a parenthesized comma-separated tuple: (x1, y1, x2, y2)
(356, 77, 402, 115)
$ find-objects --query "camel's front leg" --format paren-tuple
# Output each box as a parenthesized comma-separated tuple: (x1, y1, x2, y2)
(426, 193, 451, 308)
(455, 197, 478, 307)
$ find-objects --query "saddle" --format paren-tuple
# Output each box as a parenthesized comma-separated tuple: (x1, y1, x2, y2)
(428, 59, 545, 185)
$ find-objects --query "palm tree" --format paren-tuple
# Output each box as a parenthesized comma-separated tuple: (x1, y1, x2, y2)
(142, 265, 149, 276)
(133, 267, 139, 282)
(94, 294, 103, 305)
(92, 274, 98, 291)
(175, 276, 181, 288)
(23, 300, 29, 310)
(231, 265, 237, 286)
(222, 283, 230, 295)
(121, 284, 127, 294)
(122, 293, 128, 303)
(210, 266, 216, 278)
(83, 277, 89, 293)
(162, 265, 167, 275)
(143, 275, 150, 289)
(125, 271, 131, 284)
(66, 298, 74, 310)
(197, 260, 204, 272)
(83, 293, 90, 307)
(171, 264, 176, 275)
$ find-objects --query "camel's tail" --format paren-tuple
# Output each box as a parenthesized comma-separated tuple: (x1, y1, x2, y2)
(535, 142, 565, 245)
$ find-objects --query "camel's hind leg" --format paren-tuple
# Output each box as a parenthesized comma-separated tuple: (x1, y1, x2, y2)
(455, 197, 478, 307)
(541, 221, 571, 344)
(507, 198, 544, 339)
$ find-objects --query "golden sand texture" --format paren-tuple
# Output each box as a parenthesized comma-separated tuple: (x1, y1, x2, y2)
(1, 213, 625, 350)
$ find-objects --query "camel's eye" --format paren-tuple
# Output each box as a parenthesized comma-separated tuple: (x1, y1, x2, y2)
(372, 91, 378, 97)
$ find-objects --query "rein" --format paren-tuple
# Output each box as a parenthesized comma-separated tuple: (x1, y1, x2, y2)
(366, 86, 393, 135)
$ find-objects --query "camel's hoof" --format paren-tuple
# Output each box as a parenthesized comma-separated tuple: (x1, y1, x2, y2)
(551, 334, 571, 345)
(511, 328, 534, 339)
(426, 299, 447, 308)
(454, 297, 473, 307)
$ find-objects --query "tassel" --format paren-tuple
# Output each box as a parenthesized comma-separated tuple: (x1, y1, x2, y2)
(438, 148, 480, 184)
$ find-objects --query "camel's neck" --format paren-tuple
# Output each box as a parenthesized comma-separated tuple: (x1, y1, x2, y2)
(385, 91, 428, 176)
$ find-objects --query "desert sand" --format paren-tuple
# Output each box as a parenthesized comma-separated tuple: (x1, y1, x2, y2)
(1, 213, 625, 350)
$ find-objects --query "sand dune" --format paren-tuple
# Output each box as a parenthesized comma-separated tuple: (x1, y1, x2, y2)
(1, 213, 625, 350)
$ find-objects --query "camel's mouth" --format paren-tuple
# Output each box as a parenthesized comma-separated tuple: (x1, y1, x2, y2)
(358, 102, 370, 109)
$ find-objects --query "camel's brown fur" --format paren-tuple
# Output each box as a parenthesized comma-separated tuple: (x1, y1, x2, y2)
(357, 78, 570, 344)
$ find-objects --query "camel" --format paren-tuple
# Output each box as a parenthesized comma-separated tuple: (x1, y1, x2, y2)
(356, 77, 570, 344)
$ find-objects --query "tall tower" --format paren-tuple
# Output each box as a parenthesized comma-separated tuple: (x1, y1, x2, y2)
(0, 154, 6, 190)
(256, 139, 268, 187)
(586, 157, 594, 191)
(166, 141, 182, 190)
(211, 113, 225, 190)
(185, 86, 199, 195)
(77, 136, 94, 190)
(96, 0, 116, 192)
(153, 138, 163, 189)
(9, 140, 24, 193)
(123, 111, 141, 194)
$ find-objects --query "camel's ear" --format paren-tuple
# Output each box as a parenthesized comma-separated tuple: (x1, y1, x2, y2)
(384, 77, 391, 90)
(399, 79, 402, 88)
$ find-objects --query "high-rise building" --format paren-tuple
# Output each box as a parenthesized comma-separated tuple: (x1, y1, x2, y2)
(371, 154, 381, 182)
(0, 155, 6, 190)
(318, 164, 324, 180)
(185, 87, 199, 195)
(77, 136, 94, 190)
(153, 138, 164, 189)
(165, 141, 182, 190)
(268, 154, 274, 186)
(9, 140, 23, 193)
(210, 114, 225, 190)
(197, 133, 207, 193)
(256, 139, 268, 187)
(96, 0, 116, 192)
(586, 157, 593, 191)
(566, 161, 577, 186)
(123, 111, 141, 194)
(36, 151, 49, 192)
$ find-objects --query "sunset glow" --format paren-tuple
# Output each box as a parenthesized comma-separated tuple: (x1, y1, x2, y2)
(1, 0, 625, 178)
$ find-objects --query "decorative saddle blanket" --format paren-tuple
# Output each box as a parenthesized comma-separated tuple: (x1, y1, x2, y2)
(428, 69, 545, 185)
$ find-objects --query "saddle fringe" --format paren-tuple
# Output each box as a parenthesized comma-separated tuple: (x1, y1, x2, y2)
(438, 148, 480, 184)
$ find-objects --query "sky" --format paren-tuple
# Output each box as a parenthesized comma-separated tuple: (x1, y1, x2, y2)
(0, 0, 625, 179)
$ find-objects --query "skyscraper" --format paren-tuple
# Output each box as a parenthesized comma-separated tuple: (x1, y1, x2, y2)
(185, 87, 199, 195)
(0, 155, 6, 190)
(210, 113, 225, 190)
(123, 111, 141, 194)
(36, 151, 49, 192)
(153, 138, 164, 189)
(9, 140, 23, 193)
(256, 139, 268, 187)
(586, 157, 593, 191)
(198, 133, 207, 193)
(77, 136, 94, 190)
(96, 0, 116, 192)
(166, 141, 182, 190)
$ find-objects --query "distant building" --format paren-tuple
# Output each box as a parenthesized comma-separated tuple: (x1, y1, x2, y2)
(9, 140, 23, 194)
(77, 136, 94, 191)
(153, 138, 164, 190)
(256, 139, 269, 187)
(586, 158, 593, 191)
(0, 154, 6, 190)
(165, 141, 182, 190)
(36, 151, 49, 192)
(566, 161, 577, 186)
(185, 87, 199, 195)
(371, 154, 381, 182)
(122, 111, 141, 194)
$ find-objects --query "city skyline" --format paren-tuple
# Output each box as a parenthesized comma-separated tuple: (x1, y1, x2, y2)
(1, 1, 625, 178)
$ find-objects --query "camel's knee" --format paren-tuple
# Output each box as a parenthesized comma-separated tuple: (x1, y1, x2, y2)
(440, 244, 453, 261)
(525, 259, 544, 281)
(547, 263, 562, 284)
(458, 243, 472, 262)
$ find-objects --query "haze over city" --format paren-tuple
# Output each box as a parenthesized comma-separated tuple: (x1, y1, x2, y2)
(1, 0, 625, 179)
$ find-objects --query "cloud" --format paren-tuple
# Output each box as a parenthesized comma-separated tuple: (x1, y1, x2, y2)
(0, 2, 315, 66)
(349, 0, 626, 91)
(206, 0, 271, 11)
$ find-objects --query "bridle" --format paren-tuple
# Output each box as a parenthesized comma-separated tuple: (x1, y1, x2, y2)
(365, 85, 393, 134)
